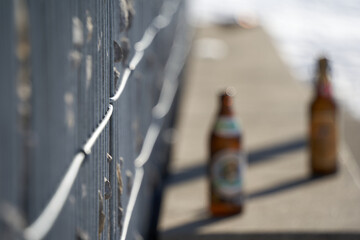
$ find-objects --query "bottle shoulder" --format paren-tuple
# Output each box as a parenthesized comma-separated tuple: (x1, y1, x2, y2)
(310, 95, 337, 111)
(211, 131, 241, 140)
(211, 115, 242, 137)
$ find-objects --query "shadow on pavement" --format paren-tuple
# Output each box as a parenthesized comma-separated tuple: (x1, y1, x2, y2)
(247, 174, 332, 200)
(162, 173, 333, 237)
(166, 163, 206, 185)
(167, 137, 307, 186)
(161, 215, 235, 236)
(162, 171, 330, 236)
(161, 137, 341, 238)
(161, 232, 360, 240)
(248, 138, 307, 165)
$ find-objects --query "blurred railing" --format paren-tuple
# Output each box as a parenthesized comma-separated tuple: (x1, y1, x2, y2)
(0, 0, 190, 239)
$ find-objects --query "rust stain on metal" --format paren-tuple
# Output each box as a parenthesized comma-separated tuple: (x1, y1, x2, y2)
(69, 50, 82, 68)
(106, 153, 113, 163)
(116, 163, 123, 196)
(15, 0, 30, 61)
(72, 17, 84, 47)
(116, 163, 124, 229)
(119, 0, 129, 32)
(118, 207, 123, 230)
(76, 227, 90, 240)
(113, 41, 123, 62)
(97, 36, 101, 52)
(70, 16, 84, 68)
(14, 0, 33, 219)
(104, 177, 112, 200)
(113, 67, 120, 79)
(81, 184, 87, 199)
(113, 67, 120, 85)
(86, 55, 92, 89)
(120, 37, 130, 66)
(86, 10, 93, 42)
(16, 81, 31, 104)
(98, 190, 105, 235)
(64, 92, 75, 129)
(14, 0, 32, 125)
(126, 0, 135, 30)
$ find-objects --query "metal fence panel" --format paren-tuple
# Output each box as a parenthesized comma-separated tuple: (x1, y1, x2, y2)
(0, 0, 189, 239)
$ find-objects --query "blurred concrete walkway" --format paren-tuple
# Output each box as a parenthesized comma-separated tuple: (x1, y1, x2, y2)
(158, 26, 360, 240)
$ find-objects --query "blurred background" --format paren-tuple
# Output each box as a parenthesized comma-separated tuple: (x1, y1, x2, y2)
(186, 0, 360, 167)
(189, 0, 360, 119)
(159, 0, 360, 240)
(1, 0, 360, 239)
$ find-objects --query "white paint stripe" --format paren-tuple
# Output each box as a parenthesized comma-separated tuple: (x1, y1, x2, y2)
(23, 152, 85, 240)
(120, 168, 144, 240)
(110, 68, 132, 102)
(129, 51, 144, 70)
(82, 104, 114, 154)
(120, 3, 193, 239)
(110, 0, 181, 103)
(135, 122, 161, 168)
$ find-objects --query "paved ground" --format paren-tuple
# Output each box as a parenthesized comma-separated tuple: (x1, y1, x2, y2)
(158, 26, 360, 240)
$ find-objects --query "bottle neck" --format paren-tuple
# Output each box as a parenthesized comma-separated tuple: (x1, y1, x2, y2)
(316, 73, 332, 98)
(219, 95, 234, 116)
(315, 57, 332, 98)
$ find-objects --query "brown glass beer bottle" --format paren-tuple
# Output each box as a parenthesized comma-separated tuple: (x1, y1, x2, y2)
(209, 89, 245, 216)
(309, 57, 338, 175)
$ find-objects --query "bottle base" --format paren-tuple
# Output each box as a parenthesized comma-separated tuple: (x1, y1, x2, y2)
(311, 167, 337, 177)
(210, 204, 243, 217)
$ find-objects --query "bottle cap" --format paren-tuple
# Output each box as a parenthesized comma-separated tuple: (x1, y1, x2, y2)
(318, 57, 328, 75)
(220, 87, 237, 98)
(225, 87, 237, 97)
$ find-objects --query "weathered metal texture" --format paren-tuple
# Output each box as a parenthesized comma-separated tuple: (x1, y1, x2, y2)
(25, 0, 111, 239)
(0, 0, 25, 238)
(0, 0, 187, 239)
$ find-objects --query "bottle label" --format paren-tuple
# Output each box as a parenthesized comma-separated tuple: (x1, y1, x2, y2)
(318, 81, 332, 97)
(214, 117, 240, 137)
(211, 150, 245, 202)
(311, 110, 337, 169)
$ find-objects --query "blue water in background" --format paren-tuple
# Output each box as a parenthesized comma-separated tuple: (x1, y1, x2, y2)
(189, 0, 360, 119)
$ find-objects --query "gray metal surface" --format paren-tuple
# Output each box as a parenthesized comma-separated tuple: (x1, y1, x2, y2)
(0, 0, 189, 239)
